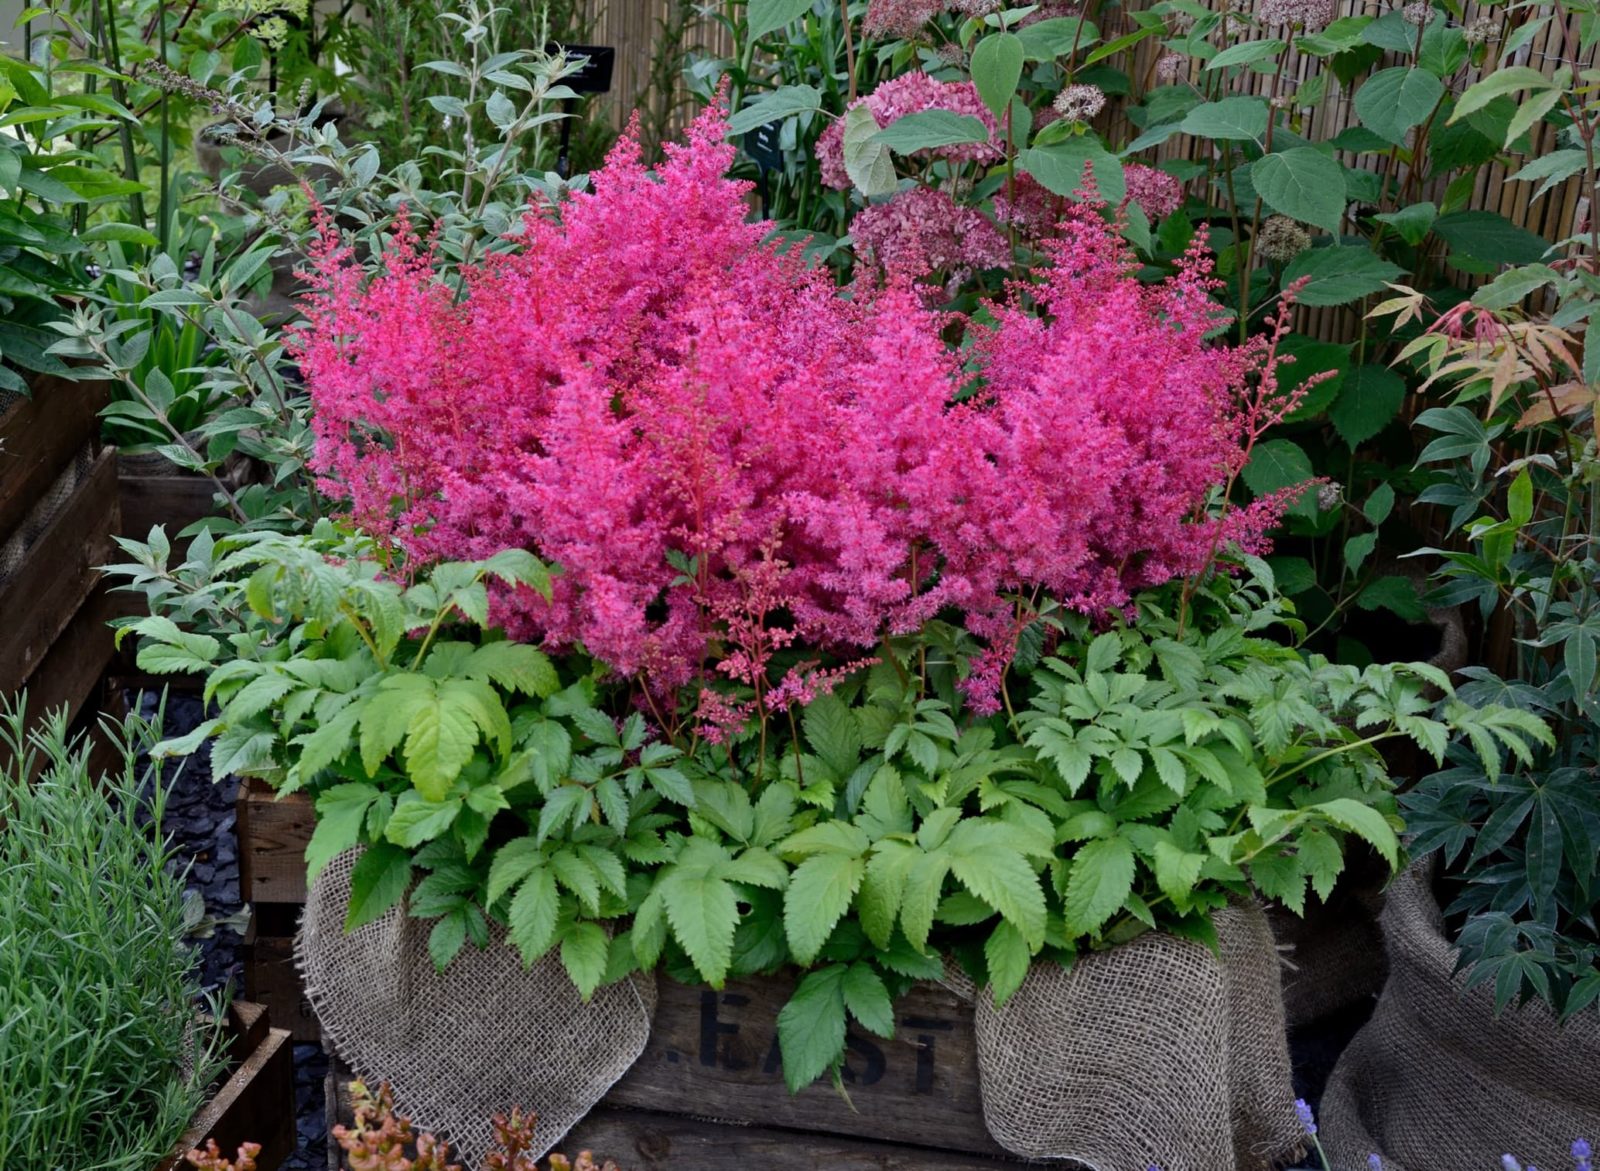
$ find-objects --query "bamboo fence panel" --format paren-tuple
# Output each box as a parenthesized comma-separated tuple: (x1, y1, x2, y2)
(581, 0, 1589, 221)
(1092, 0, 1596, 333)
(567, 0, 1586, 334)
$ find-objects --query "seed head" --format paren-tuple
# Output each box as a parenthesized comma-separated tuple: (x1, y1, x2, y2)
(1052, 83, 1106, 122)
(1256, 216, 1312, 262)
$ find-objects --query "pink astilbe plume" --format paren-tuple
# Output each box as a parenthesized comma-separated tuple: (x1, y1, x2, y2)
(294, 104, 1305, 713)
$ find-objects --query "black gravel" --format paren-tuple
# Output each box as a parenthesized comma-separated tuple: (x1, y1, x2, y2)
(140, 691, 328, 1171)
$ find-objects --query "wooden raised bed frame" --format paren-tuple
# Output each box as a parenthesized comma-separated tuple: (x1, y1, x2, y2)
(327, 974, 1016, 1170)
(0, 374, 108, 538)
(0, 377, 120, 779)
(157, 1001, 296, 1171)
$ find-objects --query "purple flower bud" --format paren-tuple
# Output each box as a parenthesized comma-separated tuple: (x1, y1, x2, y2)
(1368, 1157, 1383, 1171)
(1503, 1157, 1523, 1171)
(1295, 1099, 1317, 1136)
(1574, 1138, 1593, 1171)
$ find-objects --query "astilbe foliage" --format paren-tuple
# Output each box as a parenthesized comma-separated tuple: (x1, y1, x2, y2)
(295, 103, 1300, 712)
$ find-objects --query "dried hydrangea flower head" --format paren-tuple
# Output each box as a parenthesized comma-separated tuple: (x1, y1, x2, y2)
(1402, 0, 1433, 24)
(1052, 83, 1106, 122)
(1257, 0, 1336, 28)
(1156, 53, 1187, 82)
(1463, 11, 1498, 41)
(1256, 215, 1313, 262)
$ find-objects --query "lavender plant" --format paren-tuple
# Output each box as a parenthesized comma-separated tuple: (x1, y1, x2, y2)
(0, 698, 226, 1169)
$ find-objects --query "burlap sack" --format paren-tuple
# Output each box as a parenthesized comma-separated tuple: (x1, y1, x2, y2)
(299, 850, 657, 1165)
(1321, 862, 1600, 1170)
(1269, 889, 1386, 1028)
(953, 902, 1303, 1171)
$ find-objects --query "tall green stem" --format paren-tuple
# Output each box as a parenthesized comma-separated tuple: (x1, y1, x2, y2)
(101, 0, 149, 232)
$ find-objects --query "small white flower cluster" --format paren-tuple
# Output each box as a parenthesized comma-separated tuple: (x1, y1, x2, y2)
(1052, 83, 1106, 122)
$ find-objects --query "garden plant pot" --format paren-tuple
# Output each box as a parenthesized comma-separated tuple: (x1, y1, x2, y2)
(1320, 862, 1600, 1169)
(305, 852, 1301, 1171)
(155, 1001, 296, 1171)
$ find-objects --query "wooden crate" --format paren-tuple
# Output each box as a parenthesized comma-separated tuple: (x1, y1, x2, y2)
(0, 446, 120, 695)
(243, 911, 323, 1044)
(238, 778, 315, 906)
(327, 975, 1018, 1170)
(117, 451, 257, 551)
(157, 1001, 296, 1171)
(0, 375, 107, 539)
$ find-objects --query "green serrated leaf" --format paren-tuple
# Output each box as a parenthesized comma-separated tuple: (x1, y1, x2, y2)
(1251, 147, 1347, 234)
(345, 844, 413, 931)
(662, 868, 740, 986)
(561, 922, 610, 999)
(985, 919, 1032, 1007)
(308, 783, 379, 883)
(508, 865, 560, 963)
(1062, 835, 1136, 936)
(776, 964, 848, 1092)
(841, 962, 895, 1037)
(784, 852, 866, 964)
(971, 33, 1025, 118)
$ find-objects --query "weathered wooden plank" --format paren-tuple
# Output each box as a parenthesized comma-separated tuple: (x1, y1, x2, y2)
(0, 626, 121, 782)
(319, 967, 1001, 1157)
(244, 920, 322, 1043)
(157, 1006, 296, 1171)
(0, 447, 119, 694)
(238, 778, 315, 905)
(564, 1107, 1020, 1170)
(325, 1060, 1019, 1171)
(604, 975, 1005, 1157)
(0, 375, 107, 539)
(117, 457, 252, 548)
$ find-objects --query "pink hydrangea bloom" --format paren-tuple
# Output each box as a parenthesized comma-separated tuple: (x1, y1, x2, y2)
(851, 186, 1010, 286)
(992, 173, 1067, 236)
(1123, 163, 1183, 220)
(863, 0, 948, 37)
(816, 73, 1002, 191)
(295, 104, 1301, 708)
